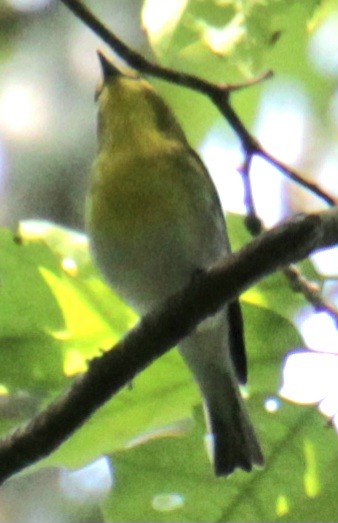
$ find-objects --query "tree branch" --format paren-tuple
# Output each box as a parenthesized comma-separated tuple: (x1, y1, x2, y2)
(59, 0, 336, 207)
(283, 264, 338, 324)
(0, 209, 338, 484)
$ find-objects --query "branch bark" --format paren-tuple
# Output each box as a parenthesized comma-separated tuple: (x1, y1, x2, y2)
(60, 0, 336, 207)
(0, 209, 337, 485)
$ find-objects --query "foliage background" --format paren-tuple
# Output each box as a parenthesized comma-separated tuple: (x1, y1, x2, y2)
(0, 0, 338, 521)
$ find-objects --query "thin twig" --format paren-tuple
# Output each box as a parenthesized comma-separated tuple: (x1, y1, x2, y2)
(238, 154, 263, 236)
(59, 0, 336, 207)
(237, 155, 338, 317)
(239, 154, 256, 217)
(257, 148, 336, 207)
(59, 0, 258, 95)
(283, 264, 338, 325)
(224, 70, 274, 92)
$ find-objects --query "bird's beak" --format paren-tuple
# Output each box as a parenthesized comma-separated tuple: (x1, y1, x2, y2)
(97, 51, 122, 80)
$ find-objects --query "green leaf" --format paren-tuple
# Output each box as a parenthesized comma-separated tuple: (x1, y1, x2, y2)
(0, 228, 65, 390)
(142, 0, 319, 80)
(142, 0, 190, 57)
(102, 406, 338, 522)
(3, 219, 336, 523)
(40, 301, 301, 470)
(0, 221, 136, 428)
(17, 220, 136, 376)
(39, 348, 196, 469)
(99, 303, 338, 523)
(0, 228, 64, 337)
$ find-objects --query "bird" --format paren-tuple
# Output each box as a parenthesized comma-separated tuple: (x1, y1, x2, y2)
(86, 51, 264, 476)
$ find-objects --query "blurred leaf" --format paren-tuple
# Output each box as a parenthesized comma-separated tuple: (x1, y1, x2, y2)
(0, 227, 64, 336)
(142, 0, 319, 80)
(99, 300, 338, 523)
(0, 217, 323, 482)
(39, 347, 198, 469)
(264, 2, 335, 115)
(102, 405, 338, 522)
(144, 0, 338, 151)
(0, 218, 309, 474)
(226, 211, 251, 250)
(0, 221, 136, 430)
(40, 300, 301, 471)
(0, 228, 65, 390)
(142, 0, 190, 56)
(17, 220, 136, 373)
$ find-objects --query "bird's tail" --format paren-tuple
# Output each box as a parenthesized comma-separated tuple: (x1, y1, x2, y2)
(180, 316, 264, 476)
(204, 368, 264, 476)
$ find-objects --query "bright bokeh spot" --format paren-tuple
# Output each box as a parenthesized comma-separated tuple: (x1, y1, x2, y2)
(255, 84, 309, 163)
(0, 83, 48, 139)
(60, 457, 113, 504)
(142, 0, 188, 51)
(200, 130, 245, 214)
(202, 13, 245, 55)
(330, 415, 338, 431)
(18, 219, 55, 241)
(311, 246, 338, 277)
(252, 83, 309, 226)
(151, 493, 185, 512)
(5, 0, 53, 11)
(249, 156, 284, 227)
(264, 396, 281, 413)
(280, 350, 338, 406)
(19, 220, 90, 268)
(61, 257, 78, 277)
(319, 394, 338, 418)
(296, 309, 338, 354)
(309, 12, 338, 77)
